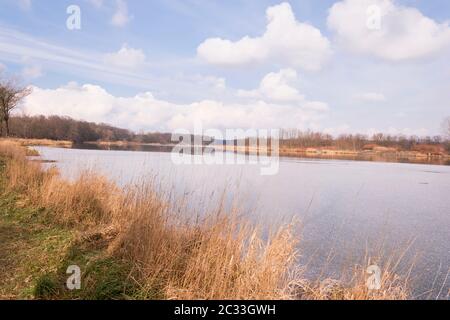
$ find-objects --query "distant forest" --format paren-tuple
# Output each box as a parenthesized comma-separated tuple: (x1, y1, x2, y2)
(10, 115, 172, 144)
(8, 115, 450, 153)
(279, 129, 450, 154)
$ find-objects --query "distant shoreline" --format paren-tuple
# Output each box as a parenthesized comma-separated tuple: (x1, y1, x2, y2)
(8, 137, 450, 166)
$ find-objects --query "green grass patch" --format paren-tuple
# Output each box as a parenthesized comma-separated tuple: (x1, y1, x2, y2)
(0, 157, 139, 300)
(33, 241, 137, 300)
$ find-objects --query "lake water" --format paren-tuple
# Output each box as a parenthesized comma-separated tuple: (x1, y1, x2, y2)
(35, 146, 450, 299)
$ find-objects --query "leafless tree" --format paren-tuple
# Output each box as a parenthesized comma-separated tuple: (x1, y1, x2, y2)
(443, 117, 450, 140)
(0, 76, 32, 136)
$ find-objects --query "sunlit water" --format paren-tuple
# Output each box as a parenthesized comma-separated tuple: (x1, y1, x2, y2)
(35, 146, 450, 299)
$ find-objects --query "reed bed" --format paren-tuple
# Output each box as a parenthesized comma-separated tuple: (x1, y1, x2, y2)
(1, 138, 73, 148)
(0, 140, 411, 300)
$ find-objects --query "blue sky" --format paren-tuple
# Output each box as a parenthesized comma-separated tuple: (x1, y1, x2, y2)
(0, 0, 449, 135)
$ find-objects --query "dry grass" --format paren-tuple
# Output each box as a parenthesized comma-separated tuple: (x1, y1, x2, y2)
(1, 138, 73, 148)
(38, 172, 123, 228)
(0, 140, 412, 300)
(290, 262, 410, 300)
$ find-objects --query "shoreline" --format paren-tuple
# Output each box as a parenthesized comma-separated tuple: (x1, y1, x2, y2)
(5, 138, 449, 166)
(88, 140, 450, 166)
(215, 144, 450, 164)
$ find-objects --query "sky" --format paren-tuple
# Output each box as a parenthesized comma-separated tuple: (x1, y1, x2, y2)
(0, 0, 449, 136)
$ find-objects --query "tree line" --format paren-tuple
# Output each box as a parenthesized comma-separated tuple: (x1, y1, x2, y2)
(279, 128, 450, 153)
(6, 115, 450, 153)
(9, 115, 173, 144)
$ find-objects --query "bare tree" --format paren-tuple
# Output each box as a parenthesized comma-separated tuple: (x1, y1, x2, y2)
(443, 117, 450, 140)
(0, 77, 32, 137)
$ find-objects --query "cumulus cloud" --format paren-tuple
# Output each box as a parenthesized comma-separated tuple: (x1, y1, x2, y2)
(238, 69, 305, 102)
(238, 69, 328, 113)
(111, 0, 131, 27)
(327, 0, 450, 60)
(104, 44, 146, 69)
(197, 2, 331, 71)
(353, 92, 386, 102)
(20, 83, 328, 132)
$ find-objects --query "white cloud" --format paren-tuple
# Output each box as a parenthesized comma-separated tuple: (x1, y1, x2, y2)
(211, 78, 226, 91)
(189, 75, 226, 91)
(237, 69, 328, 113)
(0, 26, 161, 89)
(354, 92, 386, 102)
(104, 44, 146, 69)
(21, 65, 43, 79)
(238, 69, 305, 102)
(20, 83, 328, 132)
(327, 0, 450, 61)
(111, 0, 132, 27)
(197, 2, 331, 71)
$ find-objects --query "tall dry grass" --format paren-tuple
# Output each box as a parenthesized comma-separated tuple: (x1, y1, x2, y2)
(0, 140, 411, 300)
(2, 138, 73, 148)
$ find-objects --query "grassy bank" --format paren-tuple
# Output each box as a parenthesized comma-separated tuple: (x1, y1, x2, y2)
(0, 140, 410, 300)
(1, 138, 73, 148)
